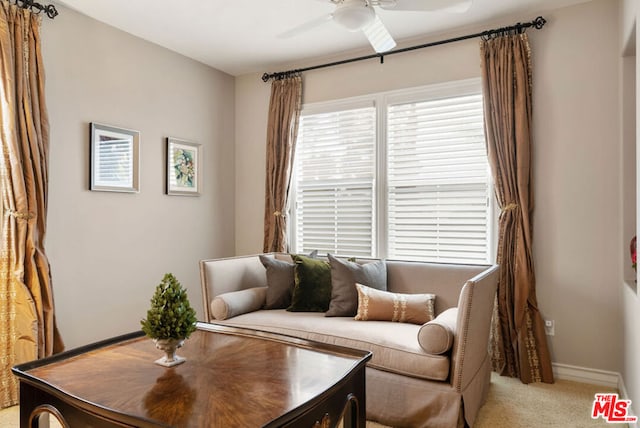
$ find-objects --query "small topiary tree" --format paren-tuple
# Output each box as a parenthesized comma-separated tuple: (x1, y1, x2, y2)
(141, 273, 197, 340)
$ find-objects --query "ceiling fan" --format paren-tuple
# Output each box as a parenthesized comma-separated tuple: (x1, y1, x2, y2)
(280, 0, 473, 53)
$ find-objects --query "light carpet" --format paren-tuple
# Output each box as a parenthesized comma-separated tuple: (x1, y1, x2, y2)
(0, 373, 624, 427)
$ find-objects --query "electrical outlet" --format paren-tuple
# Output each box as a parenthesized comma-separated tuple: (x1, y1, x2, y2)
(544, 320, 555, 336)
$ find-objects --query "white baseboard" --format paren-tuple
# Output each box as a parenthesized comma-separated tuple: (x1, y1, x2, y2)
(617, 374, 639, 428)
(553, 363, 638, 428)
(553, 363, 620, 388)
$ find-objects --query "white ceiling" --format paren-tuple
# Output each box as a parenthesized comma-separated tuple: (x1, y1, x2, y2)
(53, 0, 590, 76)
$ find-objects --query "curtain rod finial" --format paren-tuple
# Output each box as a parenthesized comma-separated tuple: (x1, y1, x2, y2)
(44, 4, 58, 19)
(533, 16, 547, 29)
(262, 73, 271, 82)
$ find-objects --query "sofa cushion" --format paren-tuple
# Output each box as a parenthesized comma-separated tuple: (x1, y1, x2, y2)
(418, 307, 457, 354)
(211, 287, 267, 320)
(213, 310, 451, 382)
(259, 255, 294, 309)
(326, 254, 387, 317)
(259, 251, 317, 309)
(288, 254, 332, 312)
(355, 283, 435, 325)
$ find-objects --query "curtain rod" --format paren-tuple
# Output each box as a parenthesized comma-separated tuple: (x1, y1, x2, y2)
(262, 15, 546, 82)
(10, 0, 58, 19)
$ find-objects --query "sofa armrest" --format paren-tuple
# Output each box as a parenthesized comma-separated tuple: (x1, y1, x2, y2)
(450, 264, 499, 392)
(417, 307, 457, 354)
(448, 264, 499, 427)
(200, 255, 271, 322)
(211, 287, 267, 320)
(451, 265, 499, 391)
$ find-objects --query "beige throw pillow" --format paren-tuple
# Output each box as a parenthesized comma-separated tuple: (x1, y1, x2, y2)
(211, 287, 267, 320)
(355, 283, 435, 325)
(417, 307, 457, 354)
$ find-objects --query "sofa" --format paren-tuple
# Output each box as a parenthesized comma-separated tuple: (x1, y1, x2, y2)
(199, 253, 499, 428)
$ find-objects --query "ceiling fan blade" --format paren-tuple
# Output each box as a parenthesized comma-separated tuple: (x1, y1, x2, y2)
(278, 13, 333, 38)
(379, 0, 472, 13)
(362, 14, 396, 53)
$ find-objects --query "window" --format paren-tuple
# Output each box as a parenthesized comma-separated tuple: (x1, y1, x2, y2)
(291, 79, 495, 264)
(291, 102, 376, 257)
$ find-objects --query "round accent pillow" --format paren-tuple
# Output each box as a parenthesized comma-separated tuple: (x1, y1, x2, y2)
(210, 287, 267, 320)
(417, 307, 457, 355)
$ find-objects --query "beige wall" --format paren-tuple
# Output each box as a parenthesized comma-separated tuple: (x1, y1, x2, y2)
(532, 0, 622, 372)
(41, 6, 236, 349)
(235, 0, 625, 375)
(235, 77, 270, 254)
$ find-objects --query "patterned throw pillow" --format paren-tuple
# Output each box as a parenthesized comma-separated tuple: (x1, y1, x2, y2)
(355, 283, 435, 325)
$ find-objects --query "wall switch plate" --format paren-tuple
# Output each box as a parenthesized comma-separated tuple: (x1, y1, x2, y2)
(544, 319, 555, 336)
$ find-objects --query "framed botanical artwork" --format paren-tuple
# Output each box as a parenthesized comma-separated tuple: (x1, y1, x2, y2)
(90, 123, 140, 192)
(166, 137, 201, 196)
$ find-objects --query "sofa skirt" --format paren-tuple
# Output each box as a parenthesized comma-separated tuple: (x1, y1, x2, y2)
(366, 367, 464, 428)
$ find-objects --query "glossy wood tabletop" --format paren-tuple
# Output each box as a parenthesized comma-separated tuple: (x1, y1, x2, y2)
(14, 322, 371, 427)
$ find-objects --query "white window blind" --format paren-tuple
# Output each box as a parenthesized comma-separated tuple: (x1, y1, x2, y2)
(94, 136, 134, 188)
(387, 93, 491, 263)
(293, 106, 376, 257)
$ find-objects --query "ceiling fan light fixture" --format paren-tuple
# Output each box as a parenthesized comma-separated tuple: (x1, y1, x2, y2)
(333, 0, 376, 32)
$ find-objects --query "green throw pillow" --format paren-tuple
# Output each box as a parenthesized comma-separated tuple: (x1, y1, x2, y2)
(288, 254, 332, 312)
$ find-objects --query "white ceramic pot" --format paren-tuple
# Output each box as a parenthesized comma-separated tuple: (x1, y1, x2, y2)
(153, 338, 186, 367)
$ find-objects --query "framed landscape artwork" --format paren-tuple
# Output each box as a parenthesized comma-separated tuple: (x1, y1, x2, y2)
(90, 123, 140, 193)
(166, 137, 201, 196)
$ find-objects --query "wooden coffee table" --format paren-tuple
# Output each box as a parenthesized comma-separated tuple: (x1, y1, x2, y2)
(12, 322, 371, 428)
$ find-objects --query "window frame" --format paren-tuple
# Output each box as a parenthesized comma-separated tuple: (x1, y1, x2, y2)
(290, 78, 497, 264)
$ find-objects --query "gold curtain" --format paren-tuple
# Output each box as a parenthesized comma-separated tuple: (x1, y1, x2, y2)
(263, 75, 302, 253)
(0, 1, 64, 408)
(480, 32, 553, 384)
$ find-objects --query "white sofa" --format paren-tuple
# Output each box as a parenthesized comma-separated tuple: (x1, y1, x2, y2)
(199, 253, 499, 428)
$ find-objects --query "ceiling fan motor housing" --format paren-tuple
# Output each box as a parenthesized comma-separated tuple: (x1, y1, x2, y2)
(333, 0, 376, 31)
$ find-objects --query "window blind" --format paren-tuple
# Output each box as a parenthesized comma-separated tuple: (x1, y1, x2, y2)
(94, 136, 134, 187)
(387, 93, 490, 263)
(293, 106, 376, 257)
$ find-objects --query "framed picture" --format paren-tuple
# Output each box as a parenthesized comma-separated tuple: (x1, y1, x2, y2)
(166, 137, 201, 196)
(90, 123, 140, 193)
